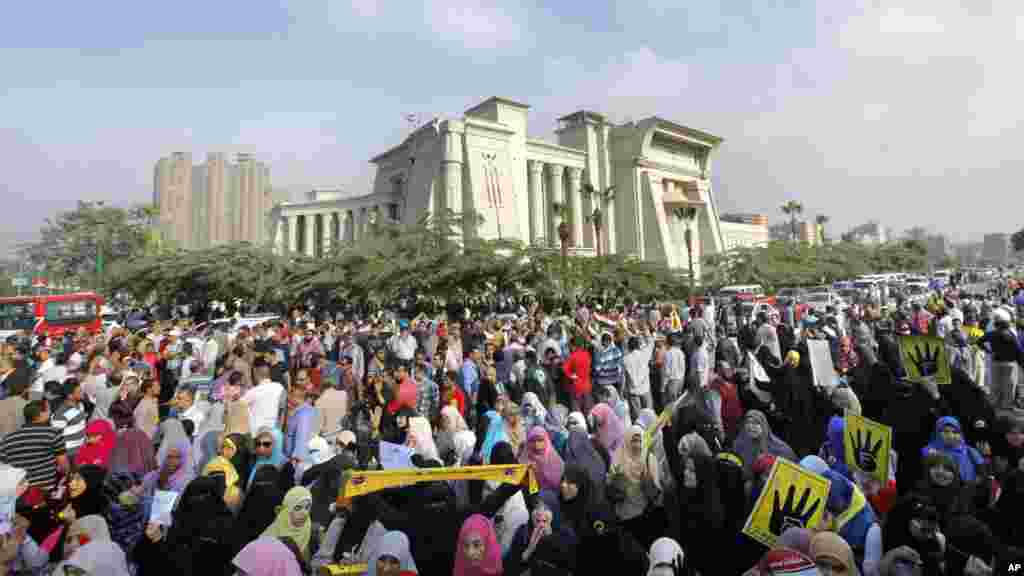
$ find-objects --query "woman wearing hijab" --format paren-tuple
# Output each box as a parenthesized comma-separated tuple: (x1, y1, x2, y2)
(141, 433, 194, 497)
(836, 336, 861, 376)
(66, 465, 109, 519)
(608, 424, 661, 547)
(480, 411, 510, 464)
(503, 490, 577, 576)
(75, 419, 117, 469)
(203, 456, 243, 512)
(800, 456, 881, 575)
(109, 427, 158, 477)
(194, 427, 225, 476)
(300, 434, 358, 531)
(58, 515, 131, 576)
(662, 440, 724, 575)
(810, 531, 861, 576)
(262, 486, 313, 559)
(482, 442, 529, 556)
(502, 401, 525, 456)
(438, 406, 477, 467)
(880, 494, 945, 574)
(914, 452, 973, 528)
(521, 393, 548, 432)
(646, 537, 685, 576)
(543, 404, 570, 457)
(248, 427, 287, 487)
(520, 427, 564, 492)
(233, 537, 305, 576)
(236, 465, 286, 550)
(366, 530, 418, 576)
(590, 402, 625, 456)
(220, 432, 253, 491)
(732, 410, 796, 476)
(921, 416, 986, 483)
(154, 418, 189, 454)
(133, 475, 234, 575)
(453, 514, 502, 576)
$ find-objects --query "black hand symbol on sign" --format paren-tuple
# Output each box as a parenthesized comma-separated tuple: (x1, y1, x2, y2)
(769, 485, 821, 536)
(850, 428, 883, 473)
(908, 344, 940, 377)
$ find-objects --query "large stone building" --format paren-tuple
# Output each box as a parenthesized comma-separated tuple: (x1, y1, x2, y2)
(153, 152, 273, 249)
(271, 96, 763, 278)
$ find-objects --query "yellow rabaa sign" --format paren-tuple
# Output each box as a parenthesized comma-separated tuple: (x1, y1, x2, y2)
(843, 413, 893, 484)
(899, 335, 951, 384)
(742, 458, 831, 549)
(339, 464, 538, 499)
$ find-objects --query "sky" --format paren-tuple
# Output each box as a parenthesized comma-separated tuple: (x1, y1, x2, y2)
(2, 0, 1022, 256)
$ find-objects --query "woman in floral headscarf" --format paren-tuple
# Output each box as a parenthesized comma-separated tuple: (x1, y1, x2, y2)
(520, 427, 564, 492)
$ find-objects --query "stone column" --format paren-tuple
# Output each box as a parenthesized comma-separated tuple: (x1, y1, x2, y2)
(287, 215, 298, 254)
(441, 121, 465, 237)
(322, 213, 333, 256)
(304, 213, 316, 257)
(547, 164, 565, 245)
(528, 160, 545, 244)
(567, 167, 583, 248)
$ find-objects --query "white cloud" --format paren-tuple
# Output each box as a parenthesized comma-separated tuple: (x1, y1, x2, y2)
(424, 0, 527, 50)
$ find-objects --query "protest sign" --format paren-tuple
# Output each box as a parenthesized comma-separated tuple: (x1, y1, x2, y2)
(742, 458, 831, 548)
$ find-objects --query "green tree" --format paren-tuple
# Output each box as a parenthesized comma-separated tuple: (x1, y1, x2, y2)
(780, 200, 804, 243)
(24, 201, 158, 290)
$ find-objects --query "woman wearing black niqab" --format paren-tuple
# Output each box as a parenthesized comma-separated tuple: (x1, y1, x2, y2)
(234, 464, 285, 548)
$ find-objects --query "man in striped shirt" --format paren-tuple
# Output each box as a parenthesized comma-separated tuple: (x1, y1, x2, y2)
(51, 378, 87, 458)
(0, 400, 68, 491)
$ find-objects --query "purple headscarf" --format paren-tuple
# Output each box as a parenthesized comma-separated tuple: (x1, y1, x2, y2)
(521, 426, 564, 491)
(591, 403, 625, 455)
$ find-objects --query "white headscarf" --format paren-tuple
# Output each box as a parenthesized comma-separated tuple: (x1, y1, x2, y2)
(567, 411, 588, 433)
(406, 416, 439, 462)
(367, 531, 417, 576)
(307, 436, 332, 465)
(647, 537, 685, 576)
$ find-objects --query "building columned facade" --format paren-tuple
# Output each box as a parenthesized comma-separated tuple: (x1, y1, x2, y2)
(272, 96, 763, 278)
(153, 152, 273, 250)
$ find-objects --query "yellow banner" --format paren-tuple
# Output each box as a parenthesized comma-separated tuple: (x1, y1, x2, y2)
(319, 564, 367, 576)
(742, 458, 831, 549)
(340, 464, 538, 499)
(899, 335, 951, 385)
(843, 413, 892, 484)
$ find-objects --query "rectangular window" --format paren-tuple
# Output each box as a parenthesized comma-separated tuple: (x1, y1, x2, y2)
(44, 300, 98, 325)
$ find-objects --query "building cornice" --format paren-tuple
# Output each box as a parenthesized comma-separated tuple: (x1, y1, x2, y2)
(648, 118, 723, 148)
(525, 138, 587, 157)
(634, 157, 705, 179)
(463, 117, 517, 135)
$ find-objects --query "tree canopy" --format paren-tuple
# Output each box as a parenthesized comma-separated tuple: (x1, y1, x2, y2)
(108, 210, 690, 309)
(701, 239, 928, 292)
(20, 201, 160, 289)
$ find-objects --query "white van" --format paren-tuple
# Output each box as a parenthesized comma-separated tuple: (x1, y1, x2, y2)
(718, 284, 765, 299)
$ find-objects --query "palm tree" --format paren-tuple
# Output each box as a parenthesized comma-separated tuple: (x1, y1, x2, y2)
(581, 183, 616, 257)
(780, 200, 804, 243)
(671, 206, 699, 303)
(815, 214, 829, 244)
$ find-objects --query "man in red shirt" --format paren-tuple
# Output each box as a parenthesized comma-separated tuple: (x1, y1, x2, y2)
(562, 335, 593, 414)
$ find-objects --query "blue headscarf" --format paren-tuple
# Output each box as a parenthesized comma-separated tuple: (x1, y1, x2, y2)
(480, 411, 508, 464)
(247, 427, 286, 486)
(921, 416, 984, 482)
(823, 416, 852, 479)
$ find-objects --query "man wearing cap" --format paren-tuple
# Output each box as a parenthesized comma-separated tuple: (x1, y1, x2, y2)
(51, 378, 87, 458)
(389, 320, 417, 367)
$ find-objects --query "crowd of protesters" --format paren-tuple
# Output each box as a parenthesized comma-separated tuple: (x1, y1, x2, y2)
(0, 280, 1021, 575)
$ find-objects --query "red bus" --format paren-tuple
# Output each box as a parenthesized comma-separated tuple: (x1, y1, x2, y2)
(0, 292, 104, 338)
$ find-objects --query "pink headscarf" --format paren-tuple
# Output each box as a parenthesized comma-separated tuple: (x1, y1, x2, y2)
(453, 514, 502, 576)
(591, 403, 625, 455)
(75, 420, 117, 469)
(233, 537, 303, 576)
(521, 426, 564, 491)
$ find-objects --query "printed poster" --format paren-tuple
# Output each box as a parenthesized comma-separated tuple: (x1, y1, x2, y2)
(899, 335, 951, 385)
(378, 441, 415, 470)
(807, 339, 838, 391)
(150, 490, 179, 526)
(742, 458, 831, 548)
(843, 413, 893, 484)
